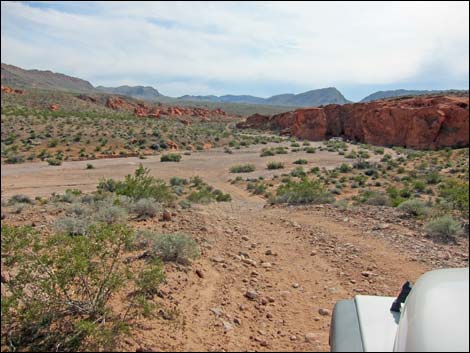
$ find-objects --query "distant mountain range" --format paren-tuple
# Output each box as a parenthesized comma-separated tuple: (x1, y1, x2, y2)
(96, 85, 162, 100)
(1, 63, 94, 92)
(360, 89, 469, 102)
(179, 87, 350, 107)
(1, 63, 468, 106)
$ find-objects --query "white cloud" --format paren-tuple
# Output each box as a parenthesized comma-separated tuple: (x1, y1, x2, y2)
(1, 1, 468, 98)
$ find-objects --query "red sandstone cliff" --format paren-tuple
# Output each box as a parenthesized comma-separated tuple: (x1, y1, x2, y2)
(237, 95, 469, 149)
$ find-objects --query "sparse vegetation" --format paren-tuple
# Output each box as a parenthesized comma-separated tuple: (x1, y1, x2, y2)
(230, 164, 255, 173)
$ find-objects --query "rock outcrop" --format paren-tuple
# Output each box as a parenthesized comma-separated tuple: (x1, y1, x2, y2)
(49, 104, 59, 111)
(237, 95, 469, 149)
(104, 95, 231, 120)
(1, 85, 23, 94)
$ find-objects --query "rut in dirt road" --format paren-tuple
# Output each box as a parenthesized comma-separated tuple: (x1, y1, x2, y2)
(123, 190, 427, 352)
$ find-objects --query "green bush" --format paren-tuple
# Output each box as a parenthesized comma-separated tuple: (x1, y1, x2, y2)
(398, 199, 430, 217)
(290, 166, 306, 178)
(95, 205, 128, 224)
(425, 215, 462, 242)
(1, 224, 160, 351)
(357, 190, 391, 206)
(293, 159, 308, 165)
(187, 187, 214, 204)
(267, 162, 284, 170)
(339, 163, 352, 173)
(160, 153, 182, 162)
(247, 182, 267, 195)
(130, 198, 160, 219)
(439, 179, 469, 214)
(47, 158, 62, 166)
(230, 164, 256, 173)
(170, 177, 188, 186)
(151, 233, 200, 265)
(114, 165, 175, 203)
(54, 216, 91, 236)
(272, 179, 334, 205)
(9, 194, 33, 205)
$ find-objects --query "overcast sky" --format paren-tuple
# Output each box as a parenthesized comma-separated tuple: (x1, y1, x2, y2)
(1, 1, 469, 101)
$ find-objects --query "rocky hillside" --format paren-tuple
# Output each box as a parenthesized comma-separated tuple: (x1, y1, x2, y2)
(1, 63, 95, 92)
(96, 85, 163, 100)
(180, 87, 350, 107)
(237, 95, 469, 149)
(361, 89, 469, 102)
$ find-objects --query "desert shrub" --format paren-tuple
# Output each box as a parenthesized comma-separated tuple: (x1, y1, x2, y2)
(386, 187, 407, 207)
(334, 199, 349, 210)
(114, 165, 175, 203)
(413, 180, 426, 193)
(190, 176, 204, 187)
(230, 164, 255, 173)
(247, 181, 267, 195)
(439, 179, 469, 214)
(305, 147, 316, 153)
(130, 198, 160, 219)
(260, 149, 275, 157)
(135, 258, 165, 296)
(97, 178, 118, 193)
(67, 203, 90, 217)
(1, 224, 163, 351)
(47, 158, 62, 166)
(160, 153, 181, 162)
(54, 216, 91, 236)
(186, 187, 214, 204)
(398, 199, 430, 217)
(272, 179, 333, 204)
(86, 163, 95, 169)
(151, 233, 200, 264)
(293, 159, 308, 165)
(170, 177, 188, 186)
(9, 194, 33, 205)
(425, 171, 441, 185)
(357, 190, 391, 206)
(425, 215, 462, 242)
(4, 153, 24, 164)
(95, 205, 128, 224)
(267, 162, 284, 170)
(339, 163, 352, 173)
(212, 189, 232, 202)
(290, 166, 306, 178)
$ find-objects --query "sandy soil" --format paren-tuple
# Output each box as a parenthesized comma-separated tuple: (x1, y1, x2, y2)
(1, 143, 450, 351)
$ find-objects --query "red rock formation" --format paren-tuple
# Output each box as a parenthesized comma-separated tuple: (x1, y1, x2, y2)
(166, 140, 179, 150)
(1, 85, 23, 94)
(49, 104, 59, 111)
(237, 95, 469, 149)
(104, 95, 232, 120)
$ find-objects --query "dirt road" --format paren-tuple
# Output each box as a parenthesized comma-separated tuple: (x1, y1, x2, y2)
(1, 144, 432, 351)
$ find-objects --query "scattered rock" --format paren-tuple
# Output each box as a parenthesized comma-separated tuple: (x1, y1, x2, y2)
(210, 308, 223, 317)
(195, 269, 204, 278)
(319, 308, 331, 316)
(292, 283, 300, 288)
(245, 289, 258, 300)
(162, 210, 172, 221)
(305, 332, 318, 343)
(222, 320, 233, 332)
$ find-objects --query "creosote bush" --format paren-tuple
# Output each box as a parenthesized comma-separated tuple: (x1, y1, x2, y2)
(160, 153, 182, 162)
(229, 164, 256, 173)
(424, 215, 462, 242)
(272, 179, 334, 205)
(1, 224, 165, 351)
(397, 199, 430, 217)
